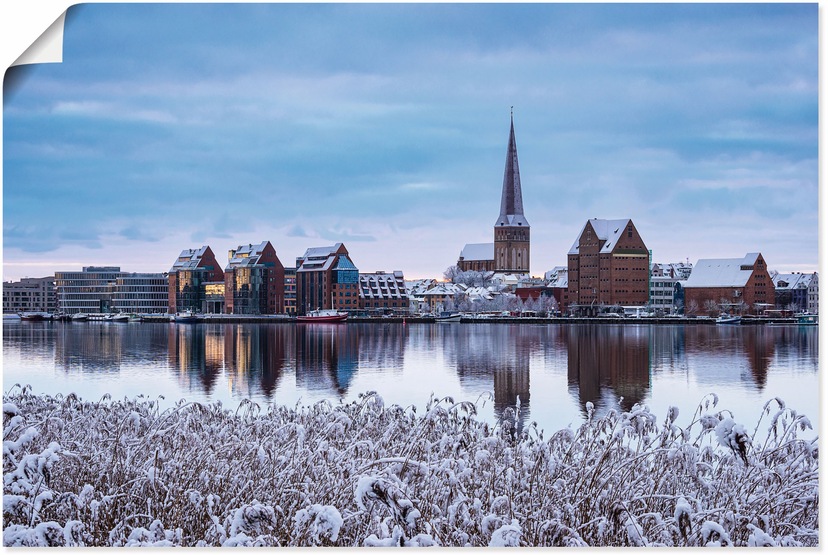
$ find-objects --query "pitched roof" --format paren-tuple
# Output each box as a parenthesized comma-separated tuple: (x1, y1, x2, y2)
(684, 254, 762, 288)
(494, 113, 529, 228)
(568, 218, 632, 255)
(170, 246, 211, 272)
(460, 243, 494, 262)
(226, 241, 271, 269)
(773, 273, 815, 290)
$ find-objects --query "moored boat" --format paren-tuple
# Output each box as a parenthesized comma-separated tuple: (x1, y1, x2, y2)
(110, 313, 131, 323)
(436, 311, 461, 323)
(715, 314, 742, 325)
(297, 309, 348, 323)
(174, 311, 203, 323)
(20, 312, 53, 321)
(71, 313, 89, 322)
(796, 313, 818, 326)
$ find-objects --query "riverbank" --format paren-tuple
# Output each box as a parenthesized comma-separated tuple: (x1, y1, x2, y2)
(3, 388, 817, 547)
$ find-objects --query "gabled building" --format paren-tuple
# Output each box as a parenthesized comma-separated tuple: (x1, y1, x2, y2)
(683, 253, 773, 315)
(359, 271, 408, 314)
(564, 218, 650, 314)
(649, 261, 693, 315)
(224, 241, 285, 315)
(773, 272, 818, 314)
(458, 112, 530, 274)
(295, 243, 359, 315)
(168, 246, 224, 314)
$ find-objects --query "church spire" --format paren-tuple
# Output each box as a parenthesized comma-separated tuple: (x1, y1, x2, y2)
(495, 109, 529, 227)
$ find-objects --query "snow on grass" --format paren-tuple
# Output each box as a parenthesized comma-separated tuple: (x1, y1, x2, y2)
(2, 386, 818, 547)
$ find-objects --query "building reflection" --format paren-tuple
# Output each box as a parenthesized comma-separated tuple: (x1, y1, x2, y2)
(443, 324, 533, 435)
(294, 324, 361, 396)
(565, 325, 651, 418)
(53, 322, 168, 375)
(167, 324, 222, 395)
(680, 325, 777, 391)
(223, 324, 290, 398)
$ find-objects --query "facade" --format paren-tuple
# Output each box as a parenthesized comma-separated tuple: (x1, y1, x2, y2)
(564, 219, 650, 314)
(683, 253, 773, 315)
(458, 112, 530, 274)
(224, 241, 285, 315)
(295, 243, 359, 315)
(3, 276, 56, 314)
(359, 271, 408, 314)
(649, 262, 693, 314)
(284, 267, 297, 315)
(168, 246, 225, 314)
(55, 267, 167, 314)
(773, 272, 818, 314)
(457, 243, 495, 273)
(112, 273, 169, 314)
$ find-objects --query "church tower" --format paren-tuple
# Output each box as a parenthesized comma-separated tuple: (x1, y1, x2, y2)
(493, 111, 530, 273)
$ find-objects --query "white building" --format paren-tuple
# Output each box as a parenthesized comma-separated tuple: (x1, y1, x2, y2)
(3, 276, 56, 314)
(649, 261, 693, 314)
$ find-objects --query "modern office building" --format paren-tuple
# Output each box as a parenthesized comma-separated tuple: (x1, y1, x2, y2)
(564, 218, 650, 314)
(224, 241, 285, 315)
(683, 253, 773, 315)
(112, 273, 169, 313)
(458, 112, 530, 274)
(168, 246, 224, 314)
(55, 267, 166, 314)
(3, 276, 56, 314)
(295, 243, 359, 315)
(359, 271, 408, 314)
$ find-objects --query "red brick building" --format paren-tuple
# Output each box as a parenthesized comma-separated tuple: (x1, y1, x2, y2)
(224, 241, 285, 315)
(458, 112, 530, 274)
(683, 253, 773, 315)
(168, 246, 224, 314)
(296, 243, 359, 315)
(564, 218, 650, 314)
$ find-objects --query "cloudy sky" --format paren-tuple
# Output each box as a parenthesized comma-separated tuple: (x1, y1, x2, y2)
(2, 3, 819, 281)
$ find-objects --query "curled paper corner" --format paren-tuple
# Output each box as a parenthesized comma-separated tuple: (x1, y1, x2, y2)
(11, 11, 66, 67)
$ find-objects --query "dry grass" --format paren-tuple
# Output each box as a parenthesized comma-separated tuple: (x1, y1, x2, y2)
(3, 385, 817, 546)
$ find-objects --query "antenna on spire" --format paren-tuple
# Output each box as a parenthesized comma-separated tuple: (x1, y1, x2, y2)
(510, 105, 514, 117)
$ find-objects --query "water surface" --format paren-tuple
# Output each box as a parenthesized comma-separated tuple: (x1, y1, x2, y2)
(3, 321, 819, 435)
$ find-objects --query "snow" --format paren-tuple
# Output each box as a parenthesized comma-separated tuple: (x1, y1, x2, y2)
(1, 389, 819, 547)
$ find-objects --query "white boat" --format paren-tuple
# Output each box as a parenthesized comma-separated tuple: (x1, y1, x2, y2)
(436, 311, 461, 323)
(71, 313, 89, 322)
(110, 313, 131, 323)
(297, 309, 348, 323)
(715, 314, 742, 325)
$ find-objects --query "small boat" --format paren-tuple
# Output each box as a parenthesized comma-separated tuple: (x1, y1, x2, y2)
(110, 313, 131, 323)
(128, 314, 143, 323)
(174, 311, 203, 323)
(436, 311, 461, 323)
(20, 312, 53, 321)
(715, 314, 742, 325)
(297, 309, 348, 323)
(796, 313, 818, 326)
(71, 313, 89, 322)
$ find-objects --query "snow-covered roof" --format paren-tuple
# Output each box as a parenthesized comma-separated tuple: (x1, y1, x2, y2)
(684, 254, 762, 288)
(568, 219, 632, 255)
(773, 273, 815, 290)
(297, 243, 348, 273)
(226, 241, 271, 269)
(460, 243, 494, 262)
(170, 246, 211, 272)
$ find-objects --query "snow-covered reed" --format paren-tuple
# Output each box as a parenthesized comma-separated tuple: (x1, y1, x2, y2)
(3, 385, 817, 546)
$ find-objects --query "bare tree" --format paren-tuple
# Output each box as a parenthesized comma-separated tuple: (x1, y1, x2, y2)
(704, 299, 720, 317)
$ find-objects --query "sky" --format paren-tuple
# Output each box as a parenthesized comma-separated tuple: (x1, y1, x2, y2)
(1, 3, 820, 282)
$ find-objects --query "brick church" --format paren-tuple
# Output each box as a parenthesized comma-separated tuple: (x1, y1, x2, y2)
(457, 112, 530, 275)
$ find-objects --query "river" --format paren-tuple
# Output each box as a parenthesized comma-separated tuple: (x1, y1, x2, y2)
(2, 321, 819, 435)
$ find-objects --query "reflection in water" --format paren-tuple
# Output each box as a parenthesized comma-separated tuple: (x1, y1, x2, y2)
(565, 325, 651, 418)
(441, 325, 534, 435)
(1, 322, 819, 433)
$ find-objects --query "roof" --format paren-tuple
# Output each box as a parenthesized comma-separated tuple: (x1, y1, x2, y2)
(494, 113, 530, 228)
(773, 273, 815, 290)
(170, 246, 210, 272)
(567, 219, 632, 255)
(684, 254, 762, 288)
(226, 241, 271, 269)
(460, 243, 494, 262)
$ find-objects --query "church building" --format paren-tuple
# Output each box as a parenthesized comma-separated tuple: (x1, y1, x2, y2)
(457, 112, 530, 275)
